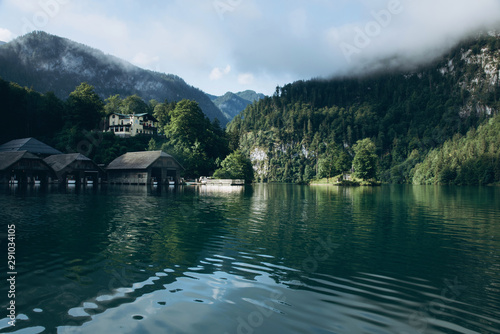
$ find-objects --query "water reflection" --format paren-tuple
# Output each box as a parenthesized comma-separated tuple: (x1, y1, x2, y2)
(0, 185, 499, 333)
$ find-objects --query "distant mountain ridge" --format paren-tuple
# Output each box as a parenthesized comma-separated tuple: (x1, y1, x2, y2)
(212, 90, 265, 120)
(0, 41, 5, 46)
(236, 90, 265, 103)
(0, 31, 227, 124)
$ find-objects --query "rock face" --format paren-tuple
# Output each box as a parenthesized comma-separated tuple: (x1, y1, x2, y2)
(0, 31, 227, 124)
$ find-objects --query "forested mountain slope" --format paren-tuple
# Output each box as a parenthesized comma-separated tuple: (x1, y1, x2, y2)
(0, 31, 227, 124)
(228, 33, 500, 184)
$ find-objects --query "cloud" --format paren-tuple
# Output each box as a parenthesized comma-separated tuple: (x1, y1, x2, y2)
(0, 28, 13, 41)
(1, 0, 500, 96)
(326, 0, 500, 74)
(289, 8, 309, 38)
(132, 52, 160, 70)
(227, 0, 500, 83)
(210, 65, 231, 81)
(238, 73, 254, 85)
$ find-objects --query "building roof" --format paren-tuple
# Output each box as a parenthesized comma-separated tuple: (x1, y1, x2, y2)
(110, 113, 130, 119)
(0, 138, 63, 155)
(0, 151, 42, 171)
(109, 113, 158, 122)
(44, 153, 94, 172)
(107, 151, 177, 170)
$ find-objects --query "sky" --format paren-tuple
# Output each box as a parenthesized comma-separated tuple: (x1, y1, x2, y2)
(0, 0, 499, 96)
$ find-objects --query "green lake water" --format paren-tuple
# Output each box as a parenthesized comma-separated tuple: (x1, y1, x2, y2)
(0, 184, 499, 333)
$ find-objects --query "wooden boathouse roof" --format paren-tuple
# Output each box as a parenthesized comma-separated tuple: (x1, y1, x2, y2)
(106, 151, 180, 170)
(0, 151, 47, 171)
(0, 138, 62, 156)
(44, 153, 95, 172)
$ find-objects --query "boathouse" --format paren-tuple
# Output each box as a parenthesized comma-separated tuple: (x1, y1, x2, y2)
(0, 138, 62, 157)
(44, 153, 104, 185)
(0, 151, 56, 184)
(106, 151, 183, 185)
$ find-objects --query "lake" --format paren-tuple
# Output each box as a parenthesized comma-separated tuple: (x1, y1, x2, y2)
(0, 184, 499, 334)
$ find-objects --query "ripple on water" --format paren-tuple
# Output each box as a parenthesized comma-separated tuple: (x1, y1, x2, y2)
(2, 185, 500, 334)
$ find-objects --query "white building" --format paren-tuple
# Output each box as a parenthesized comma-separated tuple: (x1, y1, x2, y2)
(107, 113, 159, 137)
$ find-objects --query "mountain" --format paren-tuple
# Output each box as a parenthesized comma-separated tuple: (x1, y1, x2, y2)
(0, 41, 5, 46)
(212, 90, 265, 120)
(206, 93, 219, 101)
(236, 90, 265, 103)
(0, 31, 228, 124)
(213, 92, 253, 120)
(228, 32, 500, 184)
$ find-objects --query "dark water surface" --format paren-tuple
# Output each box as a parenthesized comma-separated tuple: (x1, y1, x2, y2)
(0, 184, 499, 334)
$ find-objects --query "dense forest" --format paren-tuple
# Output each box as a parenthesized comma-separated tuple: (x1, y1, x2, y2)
(2, 33, 499, 185)
(228, 33, 500, 185)
(0, 77, 232, 177)
(412, 115, 500, 185)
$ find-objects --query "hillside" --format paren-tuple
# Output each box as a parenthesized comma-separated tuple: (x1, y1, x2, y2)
(228, 32, 500, 184)
(412, 114, 500, 185)
(236, 90, 265, 103)
(0, 31, 227, 124)
(212, 90, 265, 120)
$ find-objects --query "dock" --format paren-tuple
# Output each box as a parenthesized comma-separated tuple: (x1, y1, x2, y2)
(203, 179, 245, 186)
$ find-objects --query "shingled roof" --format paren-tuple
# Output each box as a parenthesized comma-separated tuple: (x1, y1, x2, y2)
(110, 113, 158, 121)
(106, 151, 176, 170)
(0, 151, 43, 170)
(44, 153, 93, 172)
(0, 138, 62, 156)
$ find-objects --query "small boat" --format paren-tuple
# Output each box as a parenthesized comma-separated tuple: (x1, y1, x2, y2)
(34, 180, 41, 186)
(9, 179, 18, 185)
(67, 178, 76, 185)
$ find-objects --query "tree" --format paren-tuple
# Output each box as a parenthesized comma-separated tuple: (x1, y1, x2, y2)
(164, 99, 208, 147)
(153, 101, 176, 130)
(104, 95, 124, 115)
(148, 138, 158, 151)
(155, 99, 230, 177)
(213, 151, 254, 182)
(226, 127, 240, 153)
(318, 157, 336, 180)
(352, 138, 378, 180)
(121, 95, 151, 115)
(66, 83, 104, 130)
(304, 164, 316, 181)
(335, 150, 352, 174)
(41, 91, 65, 136)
